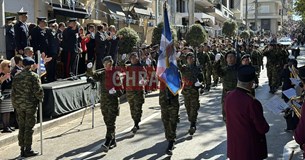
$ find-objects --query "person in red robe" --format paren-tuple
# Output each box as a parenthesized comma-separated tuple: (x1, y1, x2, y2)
(225, 65, 270, 160)
(294, 66, 305, 159)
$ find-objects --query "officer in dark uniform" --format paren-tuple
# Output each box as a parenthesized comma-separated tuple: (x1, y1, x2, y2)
(62, 18, 80, 78)
(30, 17, 48, 62)
(86, 25, 95, 63)
(46, 19, 59, 82)
(5, 16, 16, 60)
(14, 11, 29, 55)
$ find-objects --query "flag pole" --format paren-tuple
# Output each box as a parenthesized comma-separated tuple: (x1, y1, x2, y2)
(37, 50, 43, 155)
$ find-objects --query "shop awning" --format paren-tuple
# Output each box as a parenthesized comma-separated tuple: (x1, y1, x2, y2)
(103, 1, 125, 17)
(49, 3, 89, 19)
(133, 7, 154, 17)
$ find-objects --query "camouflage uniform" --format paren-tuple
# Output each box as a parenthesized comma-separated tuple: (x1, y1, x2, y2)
(87, 67, 123, 141)
(11, 68, 44, 148)
(159, 81, 180, 142)
(124, 62, 146, 127)
(263, 47, 278, 92)
(197, 51, 212, 88)
(216, 59, 239, 121)
(251, 48, 263, 78)
(180, 63, 202, 124)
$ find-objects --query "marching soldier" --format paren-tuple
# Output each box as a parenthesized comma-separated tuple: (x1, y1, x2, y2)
(159, 80, 180, 155)
(179, 52, 203, 135)
(251, 44, 264, 79)
(263, 43, 278, 93)
(5, 16, 16, 60)
(11, 57, 44, 157)
(14, 11, 29, 55)
(86, 56, 123, 152)
(197, 44, 212, 91)
(124, 52, 146, 133)
(216, 51, 239, 122)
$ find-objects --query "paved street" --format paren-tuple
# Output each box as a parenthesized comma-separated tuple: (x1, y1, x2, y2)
(1, 51, 305, 160)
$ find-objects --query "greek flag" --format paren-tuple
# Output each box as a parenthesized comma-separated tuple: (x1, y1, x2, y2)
(156, 5, 181, 95)
(40, 58, 46, 77)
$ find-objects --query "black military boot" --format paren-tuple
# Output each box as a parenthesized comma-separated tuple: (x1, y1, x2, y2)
(20, 147, 25, 157)
(24, 146, 39, 157)
(188, 122, 197, 135)
(109, 138, 117, 149)
(131, 121, 140, 134)
(166, 140, 175, 155)
(101, 138, 112, 152)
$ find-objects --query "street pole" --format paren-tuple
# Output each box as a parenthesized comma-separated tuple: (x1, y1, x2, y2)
(255, 0, 258, 31)
(281, 0, 284, 33)
(188, 0, 195, 26)
(155, 0, 159, 25)
(0, 0, 5, 58)
(245, 0, 248, 30)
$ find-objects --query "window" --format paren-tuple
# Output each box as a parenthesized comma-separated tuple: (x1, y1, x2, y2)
(260, 5, 270, 14)
(230, 0, 234, 9)
(222, 0, 227, 7)
(177, 0, 186, 12)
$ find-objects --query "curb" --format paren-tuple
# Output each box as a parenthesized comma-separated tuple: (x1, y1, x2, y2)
(0, 105, 96, 149)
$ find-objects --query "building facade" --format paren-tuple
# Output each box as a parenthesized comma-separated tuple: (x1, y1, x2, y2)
(243, 0, 289, 35)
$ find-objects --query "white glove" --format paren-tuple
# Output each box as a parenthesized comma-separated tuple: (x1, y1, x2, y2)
(146, 58, 151, 66)
(194, 81, 202, 87)
(176, 52, 181, 58)
(139, 79, 147, 86)
(215, 53, 221, 62)
(87, 62, 93, 69)
(109, 88, 116, 95)
(122, 54, 127, 60)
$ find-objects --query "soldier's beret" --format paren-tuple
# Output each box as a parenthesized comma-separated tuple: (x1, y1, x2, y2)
(298, 66, 305, 82)
(186, 52, 194, 58)
(102, 56, 113, 64)
(17, 11, 28, 15)
(225, 50, 236, 59)
(238, 65, 256, 83)
(48, 19, 57, 25)
(241, 54, 251, 60)
(6, 16, 15, 21)
(23, 57, 35, 66)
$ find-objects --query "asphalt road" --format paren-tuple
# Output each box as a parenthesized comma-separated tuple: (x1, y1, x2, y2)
(1, 51, 305, 160)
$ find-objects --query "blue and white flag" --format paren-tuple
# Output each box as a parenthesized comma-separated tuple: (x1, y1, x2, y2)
(156, 4, 181, 95)
(40, 58, 46, 77)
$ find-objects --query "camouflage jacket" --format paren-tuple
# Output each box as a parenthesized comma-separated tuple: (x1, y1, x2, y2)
(197, 52, 212, 71)
(216, 62, 239, 92)
(11, 68, 44, 109)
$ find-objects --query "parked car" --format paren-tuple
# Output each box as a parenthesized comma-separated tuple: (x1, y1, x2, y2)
(278, 37, 293, 46)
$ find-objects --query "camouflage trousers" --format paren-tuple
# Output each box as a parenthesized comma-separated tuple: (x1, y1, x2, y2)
(212, 68, 219, 85)
(126, 90, 145, 123)
(182, 88, 200, 123)
(266, 65, 278, 87)
(202, 70, 212, 86)
(160, 95, 180, 141)
(16, 108, 37, 147)
(101, 100, 120, 139)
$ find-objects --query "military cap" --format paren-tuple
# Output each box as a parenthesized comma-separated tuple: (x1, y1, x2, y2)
(186, 52, 194, 58)
(102, 56, 113, 64)
(129, 52, 138, 59)
(68, 18, 78, 22)
(241, 54, 251, 60)
(225, 50, 236, 59)
(37, 17, 47, 23)
(48, 19, 57, 25)
(298, 66, 305, 82)
(6, 16, 15, 21)
(22, 56, 35, 66)
(17, 11, 28, 15)
(183, 46, 194, 52)
(238, 65, 256, 83)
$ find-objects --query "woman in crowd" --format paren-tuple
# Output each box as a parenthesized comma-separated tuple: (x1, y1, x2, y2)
(78, 26, 90, 74)
(0, 60, 14, 133)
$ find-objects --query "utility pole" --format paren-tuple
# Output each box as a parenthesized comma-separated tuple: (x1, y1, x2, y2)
(0, 0, 5, 58)
(254, 0, 258, 31)
(245, 0, 248, 30)
(155, 0, 159, 25)
(281, 0, 284, 29)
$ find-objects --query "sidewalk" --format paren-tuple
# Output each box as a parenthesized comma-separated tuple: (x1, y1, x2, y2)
(0, 94, 127, 149)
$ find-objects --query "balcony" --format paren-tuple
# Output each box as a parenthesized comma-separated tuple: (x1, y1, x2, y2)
(195, 0, 214, 7)
(136, 0, 152, 7)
